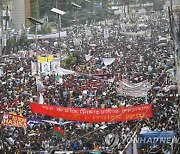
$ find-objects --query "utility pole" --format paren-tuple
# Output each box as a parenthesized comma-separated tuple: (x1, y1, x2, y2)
(5, 5, 8, 30)
(93, 0, 96, 24)
(56, 0, 57, 8)
(51, 8, 65, 67)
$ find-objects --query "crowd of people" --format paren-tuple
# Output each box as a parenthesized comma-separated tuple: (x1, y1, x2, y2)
(0, 9, 178, 154)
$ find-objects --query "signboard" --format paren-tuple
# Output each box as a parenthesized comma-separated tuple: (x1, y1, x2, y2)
(2, 114, 27, 127)
(37, 55, 54, 63)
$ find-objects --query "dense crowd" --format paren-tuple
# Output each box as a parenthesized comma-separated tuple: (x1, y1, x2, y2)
(0, 10, 178, 154)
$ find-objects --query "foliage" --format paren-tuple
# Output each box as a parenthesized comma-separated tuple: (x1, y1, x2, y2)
(37, 0, 165, 27)
(152, 0, 165, 11)
(6, 34, 28, 50)
(38, 0, 55, 18)
(31, 0, 39, 19)
(62, 52, 81, 68)
(29, 26, 36, 34)
(6, 37, 17, 49)
(19, 34, 28, 45)
(40, 25, 52, 34)
(29, 24, 52, 34)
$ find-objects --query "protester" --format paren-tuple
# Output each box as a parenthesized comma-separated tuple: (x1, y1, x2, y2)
(0, 10, 178, 153)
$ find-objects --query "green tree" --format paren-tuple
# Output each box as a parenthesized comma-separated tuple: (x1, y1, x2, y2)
(6, 37, 17, 50)
(19, 34, 28, 45)
(40, 25, 52, 34)
(29, 26, 36, 34)
(38, 0, 55, 18)
(31, 0, 39, 19)
(62, 52, 81, 68)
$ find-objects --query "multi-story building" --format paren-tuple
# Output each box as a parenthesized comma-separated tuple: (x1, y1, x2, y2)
(11, 0, 31, 31)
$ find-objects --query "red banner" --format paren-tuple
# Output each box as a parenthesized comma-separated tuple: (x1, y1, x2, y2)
(30, 103, 153, 122)
(2, 114, 27, 127)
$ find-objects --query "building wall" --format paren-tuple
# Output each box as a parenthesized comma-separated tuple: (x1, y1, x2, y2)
(12, 0, 25, 31)
(25, 0, 31, 26)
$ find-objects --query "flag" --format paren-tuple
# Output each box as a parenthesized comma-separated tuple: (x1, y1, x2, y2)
(39, 93, 44, 104)
(53, 126, 65, 138)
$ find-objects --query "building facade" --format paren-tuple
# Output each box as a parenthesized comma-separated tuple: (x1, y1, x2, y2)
(11, 0, 31, 31)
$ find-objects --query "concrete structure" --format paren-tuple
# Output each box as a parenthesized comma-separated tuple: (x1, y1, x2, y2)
(11, 0, 31, 31)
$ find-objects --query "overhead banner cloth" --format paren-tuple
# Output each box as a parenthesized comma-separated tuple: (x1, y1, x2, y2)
(57, 67, 75, 76)
(116, 80, 151, 97)
(37, 55, 54, 63)
(30, 103, 153, 122)
(2, 114, 27, 127)
(27, 31, 67, 40)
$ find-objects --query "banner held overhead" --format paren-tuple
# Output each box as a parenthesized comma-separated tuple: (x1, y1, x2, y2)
(30, 103, 153, 122)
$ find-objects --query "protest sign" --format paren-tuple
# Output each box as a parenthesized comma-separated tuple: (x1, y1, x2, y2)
(30, 103, 153, 122)
(2, 114, 27, 127)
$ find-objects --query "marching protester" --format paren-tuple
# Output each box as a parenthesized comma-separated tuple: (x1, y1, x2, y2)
(0, 9, 178, 154)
